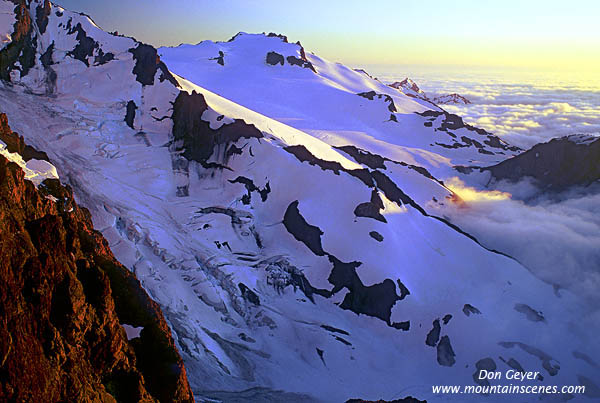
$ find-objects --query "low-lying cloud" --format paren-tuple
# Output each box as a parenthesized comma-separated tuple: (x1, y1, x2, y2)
(373, 68, 600, 149)
(432, 177, 600, 308)
(371, 67, 600, 312)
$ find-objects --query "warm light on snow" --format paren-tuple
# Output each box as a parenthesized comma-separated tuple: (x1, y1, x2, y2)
(446, 177, 511, 205)
(0, 140, 59, 187)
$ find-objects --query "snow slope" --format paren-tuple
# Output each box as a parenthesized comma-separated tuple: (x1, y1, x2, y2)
(0, 1, 14, 50)
(159, 36, 512, 177)
(0, 138, 58, 186)
(1, 2, 599, 402)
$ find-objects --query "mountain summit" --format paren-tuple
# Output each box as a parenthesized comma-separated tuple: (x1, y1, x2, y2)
(390, 78, 471, 105)
(390, 77, 425, 96)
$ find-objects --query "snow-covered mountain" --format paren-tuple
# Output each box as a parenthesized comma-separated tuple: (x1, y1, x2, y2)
(486, 134, 600, 191)
(389, 78, 471, 105)
(432, 93, 471, 105)
(1, 1, 599, 402)
(389, 77, 426, 98)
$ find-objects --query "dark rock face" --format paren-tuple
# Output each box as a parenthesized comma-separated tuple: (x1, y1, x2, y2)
(425, 319, 441, 346)
(0, 1, 37, 81)
(335, 144, 442, 186)
(432, 93, 471, 105)
(357, 91, 397, 112)
(265, 50, 316, 71)
(396, 280, 410, 299)
(280, 200, 410, 327)
(416, 110, 520, 153)
(261, 256, 328, 302)
(266, 51, 284, 66)
(171, 90, 263, 167)
(321, 324, 349, 335)
(501, 357, 526, 374)
(267, 32, 288, 42)
(284, 144, 345, 175)
(354, 189, 387, 223)
(124, 100, 137, 129)
(238, 283, 260, 306)
(463, 303, 481, 316)
(336, 145, 386, 170)
(129, 43, 178, 87)
(39, 42, 57, 94)
(327, 255, 403, 324)
(65, 21, 114, 67)
(66, 22, 96, 66)
(486, 136, 600, 191)
(209, 50, 224, 66)
(369, 230, 384, 242)
(286, 55, 316, 72)
(283, 200, 325, 256)
(228, 176, 270, 205)
(391, 321, 410, 331)
(0, 115, 194, 402)
(436, 336, 456, 367)
(514, 303, 546, 323)
(390, 78, 423, 95)
(40, 43, 54, 67)
(95, 48, 115, 65)
(473, 358, 497, 386)
(371, 170, 427, 215)
(285, 144, 375, 187)
(499, 342, 560, 376)
(35, 0, 51, 35)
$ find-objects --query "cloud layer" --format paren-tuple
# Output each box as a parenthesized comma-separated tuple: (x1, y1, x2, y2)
(431, 177, 600, 309)
(372, 67, 600, 315)
(374, 67, 600, 149)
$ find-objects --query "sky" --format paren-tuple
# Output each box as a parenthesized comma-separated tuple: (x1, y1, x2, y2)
(56, 0, 600, 73)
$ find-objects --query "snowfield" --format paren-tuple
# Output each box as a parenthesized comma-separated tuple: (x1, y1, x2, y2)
(0, 138, 59, 186)
(1, 1, 599, 402)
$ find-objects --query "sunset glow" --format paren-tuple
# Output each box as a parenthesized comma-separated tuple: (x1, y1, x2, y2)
(56, 0, 600, 75)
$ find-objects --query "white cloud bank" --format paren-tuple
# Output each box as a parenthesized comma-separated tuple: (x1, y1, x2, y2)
(374, 67, 600, 149)
(432, 177, 600, 308)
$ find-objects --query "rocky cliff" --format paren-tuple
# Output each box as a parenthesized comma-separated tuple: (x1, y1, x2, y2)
(0, 113, 194, 402)
(486, 134, 600, 191)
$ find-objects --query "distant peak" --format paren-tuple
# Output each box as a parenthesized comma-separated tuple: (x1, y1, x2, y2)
(227, 31, 290, 43)
(390, 77, 424, 95)
(432, 93, 471, 105)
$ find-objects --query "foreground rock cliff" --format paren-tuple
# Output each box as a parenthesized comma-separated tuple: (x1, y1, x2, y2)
(0, 113, 194, 402)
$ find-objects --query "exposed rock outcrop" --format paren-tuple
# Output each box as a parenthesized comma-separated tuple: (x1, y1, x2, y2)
(0, 0, 37, 81)
(0, 113, 49, 161)
(0, 113, 194, 402)
(486, 135, 600, 191)
(390, 78, 470, 105)
(389, 78, 425, 99)
(432, 93, 471, 105)
(129, 43, 178, 87)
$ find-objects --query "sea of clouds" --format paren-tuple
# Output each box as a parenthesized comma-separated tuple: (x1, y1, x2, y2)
(371, 66, 600, 149)
(367, 66, 600, 311)
(435, 177, 600, 308)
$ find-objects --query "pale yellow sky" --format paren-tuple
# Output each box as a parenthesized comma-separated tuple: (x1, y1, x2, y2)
(58, 0, 600, 77)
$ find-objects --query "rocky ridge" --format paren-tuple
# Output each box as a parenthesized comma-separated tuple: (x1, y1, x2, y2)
(0, 112, 194, 402)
